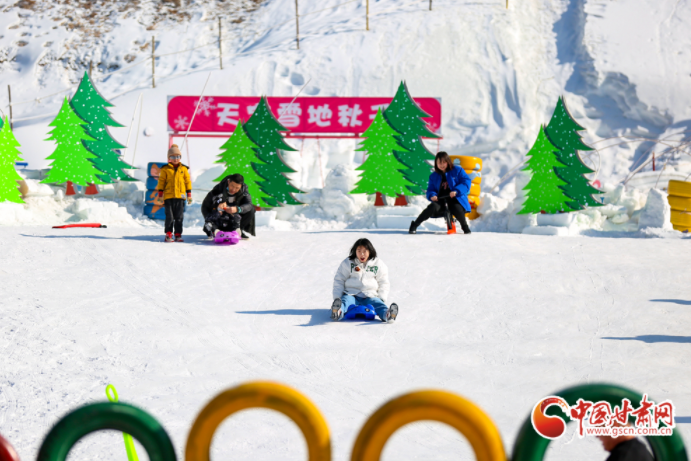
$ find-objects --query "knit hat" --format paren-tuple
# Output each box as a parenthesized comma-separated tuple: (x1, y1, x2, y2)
(168, 144, 182, 158)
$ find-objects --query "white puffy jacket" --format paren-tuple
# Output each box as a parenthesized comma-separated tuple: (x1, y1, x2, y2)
(332, 257, 390, 303)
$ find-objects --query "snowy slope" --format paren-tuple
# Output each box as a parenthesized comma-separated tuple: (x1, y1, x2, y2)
(1, 228, 690, 461)
(2, 0, 690, 195)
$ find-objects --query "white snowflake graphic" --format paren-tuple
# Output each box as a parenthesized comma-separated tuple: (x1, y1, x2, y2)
(174, 115, 190, 130)
(196, 97, 217, 117)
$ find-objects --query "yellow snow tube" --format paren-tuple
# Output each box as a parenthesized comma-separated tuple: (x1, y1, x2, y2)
(668, 180, 691, 198)
(470, 183, 481, 196)
(673, 224, 690, 232)
(668, 195, 691, 212)
(671, 210, 691, 227)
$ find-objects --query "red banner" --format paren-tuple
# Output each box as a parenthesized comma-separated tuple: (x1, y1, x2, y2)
(167, 96, 441, 136)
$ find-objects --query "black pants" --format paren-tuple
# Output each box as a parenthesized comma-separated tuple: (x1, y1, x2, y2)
(164, 199, 185, 234)
(205, 211, 241, 232)
(414, 198, 470, 232)
(205, 208, 256, 235)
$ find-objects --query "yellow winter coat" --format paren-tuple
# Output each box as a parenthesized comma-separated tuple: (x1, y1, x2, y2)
(156, 163, 192, 200)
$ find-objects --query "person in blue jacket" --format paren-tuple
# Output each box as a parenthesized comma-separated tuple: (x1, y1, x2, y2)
(409, 151, 472, 234)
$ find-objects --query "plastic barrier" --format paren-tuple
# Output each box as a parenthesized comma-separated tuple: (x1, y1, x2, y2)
(451, 156, 483, 171)
(669, 180, 691, 198)
(351, 390, 504, 461)
(668, 195, 691, 212)
(185, 381, 330, 461)
(0, 434, 20, 461)
(511, 383, 687, 461)
(37, 402, 176, 461)
(145, 162, 168, 220)
(671, 210, 691, 228)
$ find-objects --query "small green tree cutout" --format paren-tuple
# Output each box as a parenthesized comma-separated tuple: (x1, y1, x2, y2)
(545, 96, 602, 209)
(0, 116, 25, 203)
(351, 108, 415, 197)
(383, 81, 439, 195)
(42, 97, 106, 186)
(243, 96, 302, 207)
(214, 121, 272, 207)
(519, 126, 576, 214)
(70, 71, 135, 182)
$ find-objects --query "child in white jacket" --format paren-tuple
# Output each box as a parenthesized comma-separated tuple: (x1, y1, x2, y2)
(331, 238, 399, 323)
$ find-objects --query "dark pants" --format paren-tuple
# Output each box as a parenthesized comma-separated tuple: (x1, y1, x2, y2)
(205, 208, 256, 236)
(205, 211, 241, 232)
(241, 208, 256, 236)
(414, 198, 470, 232)
(164, 199, 185, 234)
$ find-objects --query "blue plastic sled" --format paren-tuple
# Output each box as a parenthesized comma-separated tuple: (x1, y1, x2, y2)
(343, 304, 377, 321)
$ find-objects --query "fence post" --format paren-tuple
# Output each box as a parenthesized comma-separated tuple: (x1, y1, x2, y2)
(295, 0, 300, 49)
(218, 17, 223, 70)
(7, 85, 12, 129)
(506, 0, 509, 7)
(366, 0, 369, 30)
(89, 61, 93, 77)
(151, 36, 156, 88)
(429, 0, 432, 10)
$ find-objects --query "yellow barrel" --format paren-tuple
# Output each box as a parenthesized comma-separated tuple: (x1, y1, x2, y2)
(668, 195, 691, 212)
(673, 224, 690, 232)
(671, 210, 691, 227)
(668, 180, 691, 198)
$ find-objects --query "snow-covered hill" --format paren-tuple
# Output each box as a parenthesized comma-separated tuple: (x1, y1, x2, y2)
(2, 0, 690, 195)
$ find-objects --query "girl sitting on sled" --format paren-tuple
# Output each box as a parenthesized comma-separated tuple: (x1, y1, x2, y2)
(331, 238, 398, 323)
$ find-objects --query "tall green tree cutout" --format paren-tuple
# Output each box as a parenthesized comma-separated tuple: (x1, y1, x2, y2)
(214, 121, 272, 207)
(42, 97, 106, 186)
(383, 81, 440, 195)
(545, 96, 602, 209)
(518, 126, 576, 215)
(243, 96, 302, 207)
(351, 109, 415, 197)
(69, 71, 135, 183)
(0, 116, 25, 203)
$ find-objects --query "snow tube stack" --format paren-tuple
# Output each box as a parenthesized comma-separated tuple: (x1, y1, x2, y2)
(668, 180, 691, 232)
(143, 163, 168, 220)
(450, 155, 483, 220)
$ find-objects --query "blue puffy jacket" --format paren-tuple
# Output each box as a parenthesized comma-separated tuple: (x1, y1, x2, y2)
(426, 166, 472, 212)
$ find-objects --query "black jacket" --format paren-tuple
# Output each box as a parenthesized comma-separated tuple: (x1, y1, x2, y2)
(606, 439, 653, 461)
(201, 176, 253, 218)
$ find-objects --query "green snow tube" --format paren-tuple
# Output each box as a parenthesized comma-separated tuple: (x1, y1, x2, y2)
(38, 402, 176, 461)
(511, 383, 686, 461)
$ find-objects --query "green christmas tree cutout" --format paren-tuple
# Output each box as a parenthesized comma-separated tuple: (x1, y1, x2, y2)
(351, 109, 415, 197)
(70, 72, 135, 183)
(42, 97, 106, 187)
(383, 81, 440, 195)
(545, 96, 602, 209)
(243, 96, 302, 207)
(214, 121, 272, 207)
(0, 116, 25, 204)
(519, 126, 576, 215)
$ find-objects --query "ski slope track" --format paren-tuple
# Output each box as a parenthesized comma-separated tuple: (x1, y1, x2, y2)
(1, 228, 691, 461)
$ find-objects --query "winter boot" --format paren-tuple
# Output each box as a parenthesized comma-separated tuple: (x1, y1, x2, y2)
(385, 303, 399, 323)
(203, 222, 214, 238)
(165, 232, 174, 242)
(408, 221, 418, 234)
(331, 298, 343, 321)
(174, 233, 184, 242)
(241, 229, 251, 240)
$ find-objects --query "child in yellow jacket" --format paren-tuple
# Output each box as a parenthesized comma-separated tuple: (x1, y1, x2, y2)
(156, 144, 192, 242)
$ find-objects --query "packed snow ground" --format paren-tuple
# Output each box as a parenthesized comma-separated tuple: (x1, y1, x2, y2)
(1, 227, 690, 461)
